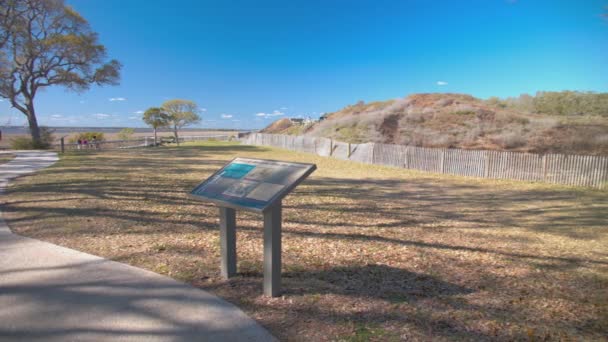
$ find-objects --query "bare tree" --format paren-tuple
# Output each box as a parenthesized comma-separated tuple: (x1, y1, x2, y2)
(0, 0, 121, 146)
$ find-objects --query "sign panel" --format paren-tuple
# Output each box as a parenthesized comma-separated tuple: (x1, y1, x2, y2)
(190, 157, 316, 212)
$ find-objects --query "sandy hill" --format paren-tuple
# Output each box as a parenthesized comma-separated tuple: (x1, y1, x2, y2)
(263, 93, 608, 155)
(261, 118, 294, 134)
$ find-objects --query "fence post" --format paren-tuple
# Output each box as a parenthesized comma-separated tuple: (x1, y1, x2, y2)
(60, 137, 65, 154)
(542, 154, 547, 181)
(404, 147, 409, 169)
(484, 151, 490, 178)
(329, 139, 333, 157)
(348, 143, 351, 158)
(440, 149, 446, 174)
(370, 143, 375, 164)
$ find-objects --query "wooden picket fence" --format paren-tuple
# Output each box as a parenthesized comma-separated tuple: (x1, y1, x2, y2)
(241, 133, 608, 189)
(52, 135, 232, 152)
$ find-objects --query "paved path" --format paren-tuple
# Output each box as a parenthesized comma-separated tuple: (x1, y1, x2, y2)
(0, 151, 275, 341)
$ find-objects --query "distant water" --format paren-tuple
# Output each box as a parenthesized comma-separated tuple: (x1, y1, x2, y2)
(0, 126, 244, 134)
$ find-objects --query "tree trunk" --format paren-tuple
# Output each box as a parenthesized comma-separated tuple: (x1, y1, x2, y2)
(153, 127, 157, 146)
(25, 101, 42, 147)
(174, 124, 180, 146)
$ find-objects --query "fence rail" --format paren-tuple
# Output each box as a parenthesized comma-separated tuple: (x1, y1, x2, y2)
(240, 133, 608, 189)
(52, 135, 232, 151)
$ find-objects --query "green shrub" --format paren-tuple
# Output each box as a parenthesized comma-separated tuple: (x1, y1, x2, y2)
(69, 132, 105, 143)
(10, 127, 54, 150)
(117, 128, 135, 141)
(11, 137, 37, 149)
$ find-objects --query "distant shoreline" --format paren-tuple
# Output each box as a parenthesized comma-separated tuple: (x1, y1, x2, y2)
(0, 126, 249, 134)
(0, 127, 250, 148)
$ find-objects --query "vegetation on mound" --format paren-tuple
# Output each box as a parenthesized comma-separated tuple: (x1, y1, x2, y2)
(264, 92, 608, 155)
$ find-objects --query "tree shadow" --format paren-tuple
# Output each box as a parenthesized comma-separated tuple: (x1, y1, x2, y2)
(0, 251, 272, 341)
(283, 264, 474, 303)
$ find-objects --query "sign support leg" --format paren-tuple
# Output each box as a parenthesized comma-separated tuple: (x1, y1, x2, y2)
(263, 202, 282, 297)
(219, 207, 237, 278)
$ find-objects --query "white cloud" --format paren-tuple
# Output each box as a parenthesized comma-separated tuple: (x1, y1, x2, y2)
(221, 114, 233, 119)
(109, 97, 127, 102)
(280, 107, 288, 110)
(128, 116, 138, 120)
(255, 110, 285, 118)
(436, 81, 448, 86)
(134, 110, 144, 114)
(50, 114, 63, 118)
(92, 113, 111, 119)
(199, 108, 207, 112)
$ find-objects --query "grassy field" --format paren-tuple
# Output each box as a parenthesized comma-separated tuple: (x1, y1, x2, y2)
(2, 141, 607, 341)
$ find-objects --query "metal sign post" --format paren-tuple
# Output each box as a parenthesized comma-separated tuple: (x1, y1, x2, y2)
(189, 157, 316, 297)
(219, 207, 237, 278)
(263, 202, 282, 297)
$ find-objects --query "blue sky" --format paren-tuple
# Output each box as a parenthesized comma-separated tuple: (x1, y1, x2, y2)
(1, 0, 607, 129)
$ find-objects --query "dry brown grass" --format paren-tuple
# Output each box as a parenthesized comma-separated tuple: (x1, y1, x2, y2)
(2, 141, 607, 341)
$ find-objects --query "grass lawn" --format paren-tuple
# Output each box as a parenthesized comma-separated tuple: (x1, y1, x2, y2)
(2, 141, 607, 341)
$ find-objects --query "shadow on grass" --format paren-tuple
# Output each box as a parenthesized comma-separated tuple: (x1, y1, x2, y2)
(283, 264, 474, 302)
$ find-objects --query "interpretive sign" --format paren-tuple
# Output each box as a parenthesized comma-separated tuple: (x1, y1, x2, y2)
(190, 157, 316, 212)
(189, 157, 316, 297)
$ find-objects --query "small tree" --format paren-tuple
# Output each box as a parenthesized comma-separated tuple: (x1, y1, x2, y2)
(142, 107, 169, 145)
(117, 128, 135, 141)
(161, 99, 201, 145)
(0, 0, 121, 146)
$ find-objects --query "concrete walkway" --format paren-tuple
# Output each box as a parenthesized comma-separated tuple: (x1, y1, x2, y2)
(0, 151, 275, 341)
